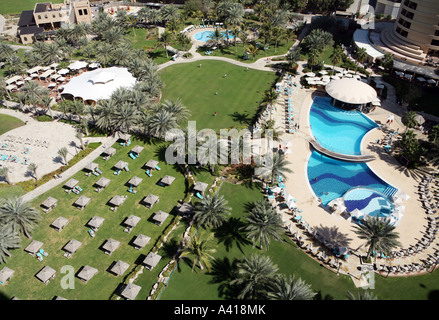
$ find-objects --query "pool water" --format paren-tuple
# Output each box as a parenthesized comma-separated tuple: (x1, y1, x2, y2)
(309, 96, 378, 155)
(307, 151, 391, 206)
(343, 187, 394, 218)
(193, 30, 235, 42)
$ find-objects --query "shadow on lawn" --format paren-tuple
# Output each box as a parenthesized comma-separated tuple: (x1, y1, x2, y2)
(214, 217, 251, 253)
(208, 256, 241, 299)
(229, 111, 251, 125)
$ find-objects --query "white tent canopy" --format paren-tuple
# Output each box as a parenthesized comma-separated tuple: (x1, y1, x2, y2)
(325, 78, 377, 104)
(58, 68, 70, 75)
(61, 67, 137, 102)
(68, 60, 88, 70)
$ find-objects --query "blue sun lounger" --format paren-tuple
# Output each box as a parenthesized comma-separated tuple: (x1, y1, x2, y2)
(145, 170, 152, 177)
(196, 192, 203, 199)
(129, 152, 136, 159)
(155, 165, 161, 171)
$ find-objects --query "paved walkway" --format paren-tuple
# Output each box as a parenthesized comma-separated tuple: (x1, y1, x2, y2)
(21, 135, 117, 202)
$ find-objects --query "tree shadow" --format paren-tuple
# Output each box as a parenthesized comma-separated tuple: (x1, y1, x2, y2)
(208, 256, 241, 299)
(214, 217, 251, 253)
(313, 224, 353, 249)
(160, 238, 181, 259)
(229, 111, 251, 125)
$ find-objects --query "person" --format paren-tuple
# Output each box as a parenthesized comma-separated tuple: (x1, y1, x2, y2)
(199, 63, 202, 68)
(224, 74, 227, 78)
(214, 112, 217, 117)
(215, 92, 218, 95)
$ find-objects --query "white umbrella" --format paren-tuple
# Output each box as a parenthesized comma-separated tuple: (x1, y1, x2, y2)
(350, 208, 363, 218)
(344, 73, 353, 78)
(58, 68, 70, 75)
(319, 70, 328, 75)
(427, 79, 436, 85)
(417, 77, 426, 82)
(331, 75, 340, 80)
(305, 72, 315, 77)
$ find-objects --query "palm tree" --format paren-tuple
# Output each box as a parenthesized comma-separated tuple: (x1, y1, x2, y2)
(286, 48, 301, 69)
(381, 53, 394, 72)
(27, 163, 38, 180)
(0, 167, 10, 184)
(247, 44, 259, 61)
(175, 33, 192, 54)
(95, 42, 114, 67)
(271, 27, 285, 53)
(57, 147, 69, 165)
(149, 109, 178, 138)
(76, 129, 85, 150)
(402, 111, 418, 128)
(5, 55, 24, 76)
(193, 193, 231, 228)
(96, 99, 116, 134)
(20, 80, 49, 111)
(207, 28, 223, 47)
(111, 103, 140, 133)
(0, 197, 41, 239)
(180, 231, 216, 272)
(352, 215, 401, 261)
(307, 48, 320, 72)
(264, 89, 278, 121)
(355, 47, 367, 74)
(0, 42, 14, 61)
(304, 28, 333, 53)
(157, 31, 173, 59)
(230, 254, 278, 299)
(0, 76, 11, 100)
(160, 4, 180, 24)
(268, 274, 316, 300)
(0, 226, 21, 264)
(346, 290, 378, 300)
(244, 199, 284, 250)
(258, 152, 292, 185)
(330, 45, 343, 71)
(162, 98, 191, 124)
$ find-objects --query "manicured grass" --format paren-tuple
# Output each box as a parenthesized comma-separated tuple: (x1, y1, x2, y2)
(0, 137, 196, 300)
(0, 0, 63, 15)
(159, 181, 357, 300)
(159, 182, 439, 300)
(0, 114, 24, 136)
(159, 60, 278, 131)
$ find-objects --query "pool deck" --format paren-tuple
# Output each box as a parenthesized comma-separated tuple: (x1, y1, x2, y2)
(269, 70, 434, 279)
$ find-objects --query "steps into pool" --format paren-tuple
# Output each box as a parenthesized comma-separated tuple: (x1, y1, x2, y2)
(382, 186, 398, 198)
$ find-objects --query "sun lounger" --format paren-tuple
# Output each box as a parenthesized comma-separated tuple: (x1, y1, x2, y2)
(37, 252, 43, 261)
(124, 165, 129, 171)
(146, 170, 152, 177)
(129, 152, 136, 159)
(155, 165, 161, 170)
(114, 169, 121, 175)
(88, 229, 95, 237)
(196, 192, 203, 199)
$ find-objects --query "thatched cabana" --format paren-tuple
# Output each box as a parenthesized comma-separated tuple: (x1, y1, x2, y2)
(87, 216, 105, 230)
(102, 238, 120, 255)
(110, 260, 130, 276)
(84, 162, 99, 172)
(127, 176, 143, 187)
(74, 196, 91, 210)
(160, 175, 175, 186)
(132, 234, 151, 250)
(141, 194, 159, 208)
(109, 195, 127, 211)
(130, 145, 144, 155)
(143, 252, 162, 270)
(77, 265, 98, 283)
(177, 203, 194, 218)
(41, 197, 58, 213)
(120, 283, 141, 300)
(144, 159, 159, 170)
(193, 182, 208, 193)
(63, 239, 82, 258)
(35, 266, 56, 285)
(0, 267, 15, 285)
(51, 217, 69, 232)
(123, 215, 141, 233)
(152, 211, 169, 226)
(24, 240, 44, 256)
(64, 178, 79, 190)
(114, 160, 129, 171)
(94, 177, 110, 192)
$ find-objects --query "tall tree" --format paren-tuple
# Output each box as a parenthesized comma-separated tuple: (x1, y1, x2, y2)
(0, 226, 21, 264)
(0, 197, 41, 239)
(180, 231, 216, 272)
(352, 215, 401, 260)
(268, 274, 316, 300)
(193, 193, 231, 228)
(244, 199, 284, 250)
(57, 147, 69, 165)
(231, 254, 278, 299)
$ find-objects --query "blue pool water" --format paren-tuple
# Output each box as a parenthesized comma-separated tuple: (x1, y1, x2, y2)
(309, 96, 378, 155)
(343, 187, 394, 218)
(307, 151, 391, 206)
(193, 30, 235, 42)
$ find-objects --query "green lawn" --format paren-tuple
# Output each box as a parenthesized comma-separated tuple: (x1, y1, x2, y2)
(196, 39, 295, 64)
(159, 60, 278, 131)
(0, 113, 24, 135)
(0, 137, 198, 300)
(0, 0, 63, 15)
(158, 182, 439, 300)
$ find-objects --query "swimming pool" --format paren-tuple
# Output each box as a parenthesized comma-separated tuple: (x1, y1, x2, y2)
(309, 96, 378, 155)
(193, 30, 235, 42)
(307, 151, 393, 206)
(343, 187, 394, 219)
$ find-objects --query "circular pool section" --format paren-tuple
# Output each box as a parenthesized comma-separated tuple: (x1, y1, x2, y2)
(193, 30, 235, 42)
(343, 187, 394, 219)
(307, 151, 391, 206)
(309, 96, 378, 155)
